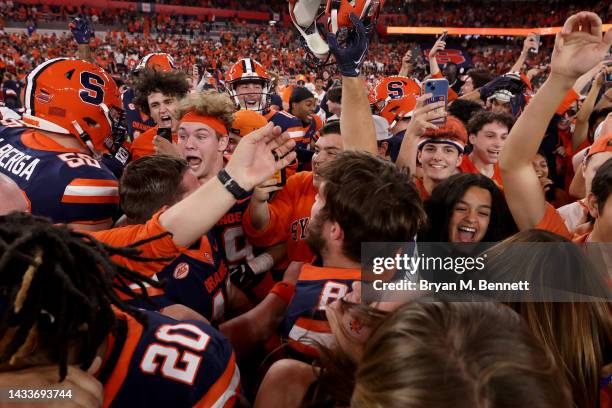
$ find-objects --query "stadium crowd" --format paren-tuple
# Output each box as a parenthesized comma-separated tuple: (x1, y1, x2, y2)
(0, 0, 611, 407)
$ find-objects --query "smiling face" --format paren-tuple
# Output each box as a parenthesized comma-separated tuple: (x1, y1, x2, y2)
(469, 121, 509, 165)
(177, 121, 228, 182)
(532, 153, 549, 179)
(558, 101, 578, 131)
(147, 92, 180, 132)
(292, 97, 316, 123)
(234, 81, 264, 111)
(448, 186, 492, 243)
(418, 143, 462, 182)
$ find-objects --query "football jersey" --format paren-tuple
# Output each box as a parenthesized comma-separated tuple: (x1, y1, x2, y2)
(265, 110, 305, 142)
(122, 87, 155, 140)
(0, 121, 119, 225)
(101, 310, 240, 408)
(280, 264, 360, 358)
(127, 232, 230, 324)
(243, 171, 316, 263)
(214, 197, 253, 267)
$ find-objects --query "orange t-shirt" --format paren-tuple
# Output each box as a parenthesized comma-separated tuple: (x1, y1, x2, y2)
(414, 177, 430, 201)
(243, 171, 316, 263)
(535, 203, 592, 243)
(459, 155, 504, 189)
(129, 126, 178, 162)
(89, 211, 180, 278)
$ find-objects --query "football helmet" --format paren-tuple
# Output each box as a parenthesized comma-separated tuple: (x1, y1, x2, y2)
(22, 58, 126, 155)
(225, 58, 272, 112)
(288, 0, 384, 68)
(230, 110, 268, 137)
(379, 94, 417, 129)
(369, 76, 421, 115)
(133, 53, 177, 74)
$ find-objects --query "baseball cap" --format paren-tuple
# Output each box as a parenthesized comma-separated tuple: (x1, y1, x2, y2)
(373, 115, 391, 142)
(230, 110, 268, 137)
(289, 86, 315, 105)
(418, 115, 468, 153)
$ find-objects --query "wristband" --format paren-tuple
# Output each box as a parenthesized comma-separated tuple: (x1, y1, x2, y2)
(217, 169, 250, 200)
(270, 281, 296, 305)
(247, 253, 275, 275)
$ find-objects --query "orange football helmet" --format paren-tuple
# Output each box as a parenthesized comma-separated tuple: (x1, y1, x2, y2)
(134, 53, 176, 73)
(230, 110, 268, 137)
(369, 76, 421, 115)
(225, 58, 272, 112)
(22, 58, 125, 155)
(288, 0, 384, 68)
(326, 0, 384, 34)
(379, 94, 417, 129)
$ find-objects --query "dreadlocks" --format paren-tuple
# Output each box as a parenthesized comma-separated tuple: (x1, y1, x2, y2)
(0, 212, 169, 381)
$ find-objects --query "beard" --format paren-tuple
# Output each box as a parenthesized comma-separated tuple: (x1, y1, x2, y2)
(305, 214, 327, 257)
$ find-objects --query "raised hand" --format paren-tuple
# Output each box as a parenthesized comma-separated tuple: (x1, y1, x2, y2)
(405, 94, 447, 138)
(550, 12, 612, 81)
(428, 33, 447, 60)
(327, 13, 369, 77)
(69, 16, 93, 45)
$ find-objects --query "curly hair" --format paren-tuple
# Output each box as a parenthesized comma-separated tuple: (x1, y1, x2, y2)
(178, 91, 236, 133)
(0, 213, 167, 381)
(133, 69, 190, 115)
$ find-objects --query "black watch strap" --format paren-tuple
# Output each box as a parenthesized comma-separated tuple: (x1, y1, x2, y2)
(217, 169, 250, 200)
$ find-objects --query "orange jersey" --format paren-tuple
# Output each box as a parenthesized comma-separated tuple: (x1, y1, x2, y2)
(129, 126, 178, 162)
(280, 264, 361, 358)
(89, 211, 180, 277)
(459, 155, 504, 189)
(414, 177, 430, 201)
(243, 171, 315, 263)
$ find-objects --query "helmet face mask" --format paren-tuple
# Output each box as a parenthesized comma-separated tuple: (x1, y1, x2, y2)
(289, 0, 384, 69)
(225, 59, 272, 112)
(22, 58, 126, 156)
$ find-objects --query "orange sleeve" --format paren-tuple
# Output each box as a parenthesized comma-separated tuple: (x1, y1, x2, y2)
(129, 128, 156, 162)
(535, 203, 573, 240)
(555, 89, 579, 115)
(243, 175, 300, 247)
(89, 211, 180, 277)
(431, 71, 458, 102)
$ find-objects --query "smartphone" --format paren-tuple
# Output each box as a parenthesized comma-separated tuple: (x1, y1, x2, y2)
(273, 168, 286, 187)
(439, 31, 448, 42)
(157, 127, 172, 142)
(606, 56, 612, 83)
(529, 34, 540, 54)
(423, 78, 449, 126)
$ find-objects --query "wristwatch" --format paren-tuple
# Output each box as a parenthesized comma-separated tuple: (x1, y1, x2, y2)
(217, 169, 250, 200)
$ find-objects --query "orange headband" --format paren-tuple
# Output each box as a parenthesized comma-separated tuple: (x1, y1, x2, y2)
(181, 112, 228, 136)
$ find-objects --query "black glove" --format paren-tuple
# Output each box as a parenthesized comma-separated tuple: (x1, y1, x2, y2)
(69, 16, 93, 45)
(326, 13, 369, 77)
(479, 72, 526, 101)
(229, 262, 257, 290)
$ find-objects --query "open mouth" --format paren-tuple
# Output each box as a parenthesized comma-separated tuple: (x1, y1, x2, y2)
(456, 226, 477, 242)
(428, 163, 447, 169)
(487, 149, 500, 159)
(160, 115, 173, 129)
(185, 155, 202, 171)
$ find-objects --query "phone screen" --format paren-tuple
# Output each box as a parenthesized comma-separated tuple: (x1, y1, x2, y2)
(157, 127, 172, 142)
(423, 79, 449, 126)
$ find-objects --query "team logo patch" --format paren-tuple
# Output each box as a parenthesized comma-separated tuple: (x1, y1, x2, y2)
(128, 103, 136, 110)
(173, 262, 190, 279)
(36, 93, 52, 103)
